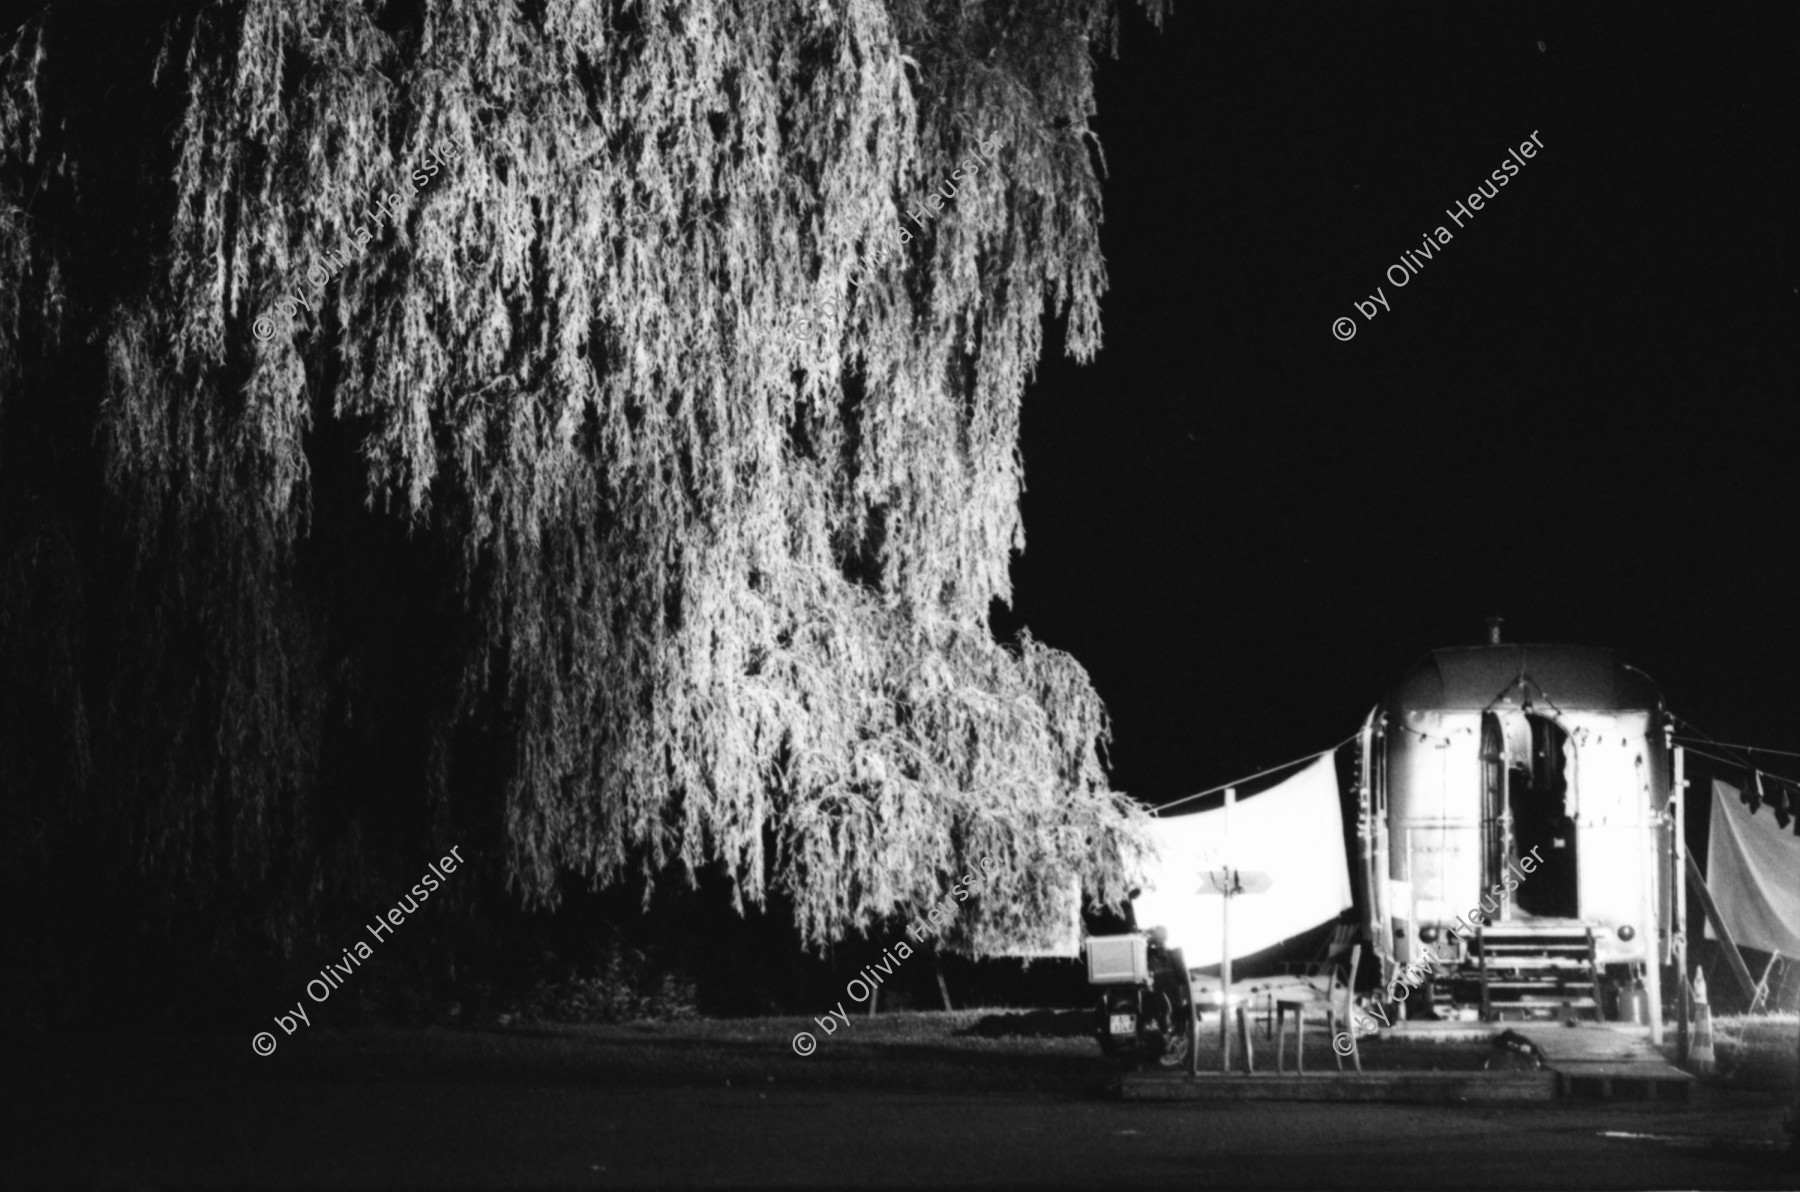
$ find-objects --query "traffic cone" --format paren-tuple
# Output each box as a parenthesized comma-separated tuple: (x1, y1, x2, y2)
(1689, 968, 1715, 1076)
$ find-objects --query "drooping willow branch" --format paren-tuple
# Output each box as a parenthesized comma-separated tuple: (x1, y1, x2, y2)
(0, 0, 1165, 954)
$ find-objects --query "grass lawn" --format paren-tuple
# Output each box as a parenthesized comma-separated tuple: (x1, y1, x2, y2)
(19, 1008, 1782, 1099)
(6, 1006, 1503, 1101)
(1708, 1013, 1799, 1092)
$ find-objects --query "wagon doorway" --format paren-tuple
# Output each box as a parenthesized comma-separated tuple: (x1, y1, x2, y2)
(1481, 711, 1578, 919)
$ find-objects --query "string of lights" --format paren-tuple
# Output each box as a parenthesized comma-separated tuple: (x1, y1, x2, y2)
(1671, 735, 1800, 761)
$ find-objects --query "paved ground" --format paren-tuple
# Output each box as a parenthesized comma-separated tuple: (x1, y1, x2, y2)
(10, 1019, 1795, 1188)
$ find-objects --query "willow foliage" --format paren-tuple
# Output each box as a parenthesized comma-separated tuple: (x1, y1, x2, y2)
(0, 0, 1162, 955)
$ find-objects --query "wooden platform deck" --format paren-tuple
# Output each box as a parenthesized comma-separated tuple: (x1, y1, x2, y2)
(1119, 1070, 1556, 1103)
(1499, 1024, 1694, 1101)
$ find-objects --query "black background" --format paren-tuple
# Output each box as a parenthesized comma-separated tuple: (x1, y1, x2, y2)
(1001, 1, 1800, 805)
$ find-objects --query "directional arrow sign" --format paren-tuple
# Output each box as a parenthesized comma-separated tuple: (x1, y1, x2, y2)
(1235, 870, 1274, 895)
(1198, 869, 1274, 896)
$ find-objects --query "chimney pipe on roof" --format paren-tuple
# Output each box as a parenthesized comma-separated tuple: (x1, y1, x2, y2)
(1486, 616, 1504, 646)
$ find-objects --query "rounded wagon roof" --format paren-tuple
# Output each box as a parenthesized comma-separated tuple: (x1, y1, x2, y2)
(1386, 644, 1663, 714)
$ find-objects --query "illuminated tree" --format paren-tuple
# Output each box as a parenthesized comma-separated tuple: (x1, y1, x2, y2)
(0, 0, 1161, 958)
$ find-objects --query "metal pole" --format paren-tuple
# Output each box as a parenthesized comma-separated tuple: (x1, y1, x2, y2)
(1668, 743, 1687, 1050)
(1220, 787, 1234, 1075)
(1673, 744, 1688, 966)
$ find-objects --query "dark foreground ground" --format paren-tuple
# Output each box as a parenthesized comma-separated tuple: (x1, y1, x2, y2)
(9, 1012, 1796, 1189)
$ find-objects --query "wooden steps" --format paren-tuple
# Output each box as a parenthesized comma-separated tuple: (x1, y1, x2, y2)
(1476, 924, 1603, 1022)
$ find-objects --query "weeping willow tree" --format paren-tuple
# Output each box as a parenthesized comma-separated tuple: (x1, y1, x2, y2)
(0, 0, 1161, 966)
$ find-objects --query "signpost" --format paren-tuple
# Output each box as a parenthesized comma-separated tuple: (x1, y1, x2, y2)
(1187, 788, 1275, 1076)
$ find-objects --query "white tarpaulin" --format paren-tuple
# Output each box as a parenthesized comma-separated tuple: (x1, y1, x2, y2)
(1706, 778, 1800, 959)
(1131, 752, 1352, 966)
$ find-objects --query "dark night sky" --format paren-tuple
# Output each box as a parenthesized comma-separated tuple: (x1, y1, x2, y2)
(1002, 2, 1800, 804)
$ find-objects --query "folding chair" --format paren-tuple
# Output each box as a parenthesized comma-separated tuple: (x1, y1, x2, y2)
(1274, 943, 1362, 1074)
(1259, 920, 1359, 1041)
(1283, 920, 1359, 985)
